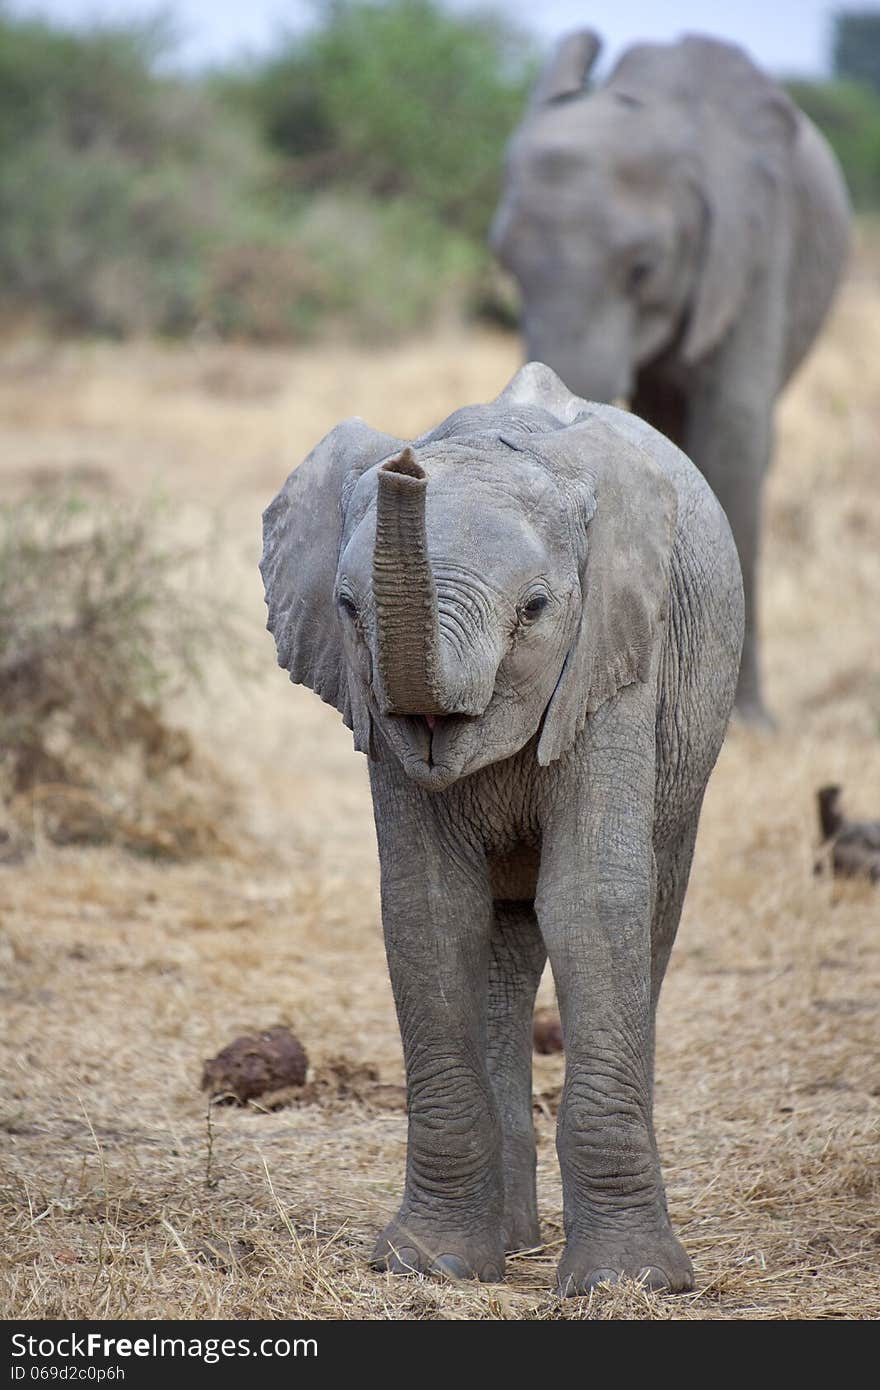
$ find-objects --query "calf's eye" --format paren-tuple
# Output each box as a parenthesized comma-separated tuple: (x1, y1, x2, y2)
(520, 593, 549, 621)
(338, 592, 358, 620)
(628, 259, 654, 292)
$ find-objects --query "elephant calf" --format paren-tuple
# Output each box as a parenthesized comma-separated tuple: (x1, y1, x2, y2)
(261, 363, 744, 1294)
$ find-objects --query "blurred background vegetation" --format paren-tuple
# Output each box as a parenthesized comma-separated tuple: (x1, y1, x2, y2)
(0, 0, 878, 343)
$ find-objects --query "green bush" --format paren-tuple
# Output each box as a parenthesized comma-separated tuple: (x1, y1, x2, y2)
(218, 0, 537, 240)
(0, 14, 280, 335)
(0, 3, 534, 339)
(788, 78, 880, 208)
(295, 192, 486, 337)
(0, 15, 166, 160)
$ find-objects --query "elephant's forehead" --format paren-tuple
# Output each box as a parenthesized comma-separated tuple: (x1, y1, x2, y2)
(512, 93, 687, 183)
(350, 447, 559, 514)
(344, 451, 572, 574)
(408, 452, 567, 539)
(424, 470, 565, 562)
(414, 448, 552, 494)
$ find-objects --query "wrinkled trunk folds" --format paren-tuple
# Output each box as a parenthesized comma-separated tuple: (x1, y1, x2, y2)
(373, 449, 447, 716)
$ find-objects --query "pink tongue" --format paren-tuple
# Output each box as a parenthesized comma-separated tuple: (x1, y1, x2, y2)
(425, 715, 437, 731)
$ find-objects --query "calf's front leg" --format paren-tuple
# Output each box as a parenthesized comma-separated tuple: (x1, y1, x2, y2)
(537, 700, 693, 1295)
(368, 763, 505, 1282)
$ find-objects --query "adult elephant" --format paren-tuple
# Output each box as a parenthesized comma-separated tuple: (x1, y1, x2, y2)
(261, 363, 744, 1293)
(491, 32, 851, 725)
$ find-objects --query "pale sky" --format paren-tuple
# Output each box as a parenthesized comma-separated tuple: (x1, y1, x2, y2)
(7, 0, 874, 76)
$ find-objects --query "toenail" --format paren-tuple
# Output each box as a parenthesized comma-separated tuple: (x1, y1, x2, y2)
(432, 1253, 469, 1279)
(388, 1246, 420, 1274)
(637, 1265, 671, 1290)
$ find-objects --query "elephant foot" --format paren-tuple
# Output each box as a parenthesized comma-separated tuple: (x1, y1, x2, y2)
(557, 1229, 694, 1297)
(371, 1213, 505, 1283)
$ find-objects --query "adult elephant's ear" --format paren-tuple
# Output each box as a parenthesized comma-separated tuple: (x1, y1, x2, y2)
(530, 29, 601, 107)
(530, 408, 678, 766)
(669, 36, 798, 364)
(260, 418, 404, 752)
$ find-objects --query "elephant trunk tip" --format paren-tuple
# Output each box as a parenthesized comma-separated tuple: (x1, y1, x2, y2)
(380, 447, 425, 484)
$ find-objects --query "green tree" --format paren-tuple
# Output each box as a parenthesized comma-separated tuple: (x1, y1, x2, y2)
(788, 77, 880, 207)
(220, 0, 536, 239)
(0, 13, 278, 335)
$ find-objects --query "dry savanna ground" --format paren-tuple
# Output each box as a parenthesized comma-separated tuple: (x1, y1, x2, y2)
(1, 238, 879, 1321)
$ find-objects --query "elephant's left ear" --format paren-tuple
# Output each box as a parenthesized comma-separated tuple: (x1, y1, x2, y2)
(530, 408, 678, 765)
(260, 418, 404, 750)
(672, 37, 799, 364)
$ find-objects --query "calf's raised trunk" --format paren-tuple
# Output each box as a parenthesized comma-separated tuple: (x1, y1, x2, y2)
(373, 450, 447, 717)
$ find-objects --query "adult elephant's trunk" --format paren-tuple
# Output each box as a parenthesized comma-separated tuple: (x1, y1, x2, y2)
(373, 449, 447, 716)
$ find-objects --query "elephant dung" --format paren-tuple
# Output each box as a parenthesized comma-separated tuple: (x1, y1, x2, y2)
(201, 1025, 308, 1104)
(533, 1008, 564, 1054)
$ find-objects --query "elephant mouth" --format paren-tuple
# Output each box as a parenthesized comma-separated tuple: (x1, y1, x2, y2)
(381, 713, 474, 791)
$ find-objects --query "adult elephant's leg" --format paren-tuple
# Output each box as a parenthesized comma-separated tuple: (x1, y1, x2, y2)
(368, 761, 504, 1282)
(685, 280, 783, 728)
(487, 901, 546, 1252)
(537, 690, 694, 1295)
(690, 406, 770, 724)
(631, 372, 688, 450)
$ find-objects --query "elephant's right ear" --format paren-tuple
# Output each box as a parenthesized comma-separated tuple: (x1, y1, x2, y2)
(530, 29, 602, 107)
(260, 418, 404, 735)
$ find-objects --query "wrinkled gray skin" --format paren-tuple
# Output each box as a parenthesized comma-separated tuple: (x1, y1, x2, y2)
(492, 32, 850, 725)
(261, 363, 744, 1294)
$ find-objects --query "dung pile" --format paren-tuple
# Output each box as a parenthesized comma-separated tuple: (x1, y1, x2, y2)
(202, 1026, 310, 1104)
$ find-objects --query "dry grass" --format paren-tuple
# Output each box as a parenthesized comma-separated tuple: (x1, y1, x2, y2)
(1, 242, 879, 1320)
